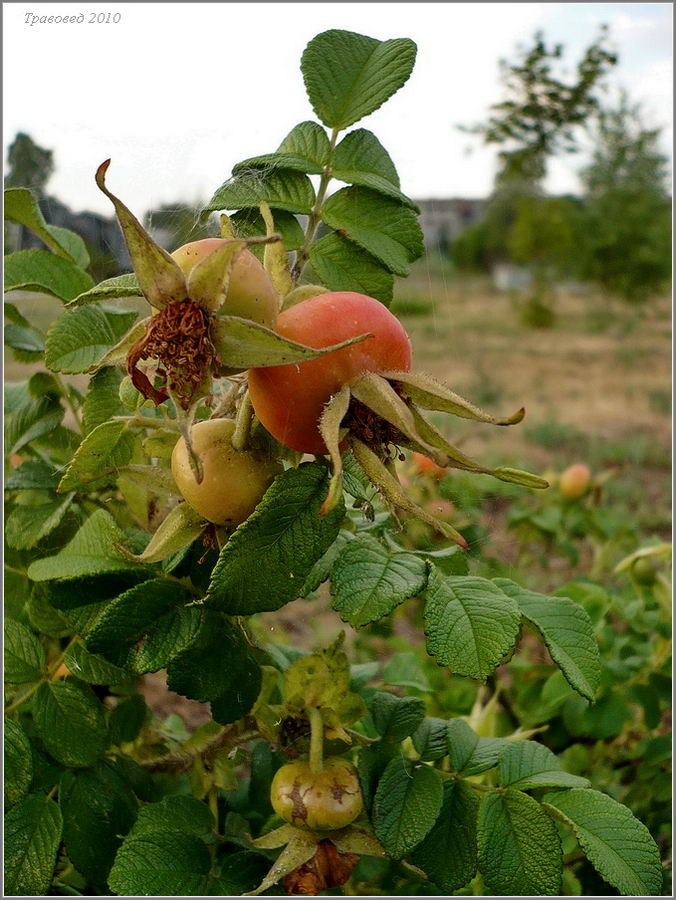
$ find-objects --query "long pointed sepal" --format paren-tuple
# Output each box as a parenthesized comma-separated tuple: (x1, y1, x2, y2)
(95, 160, 186, 310)
(384, 370, 525, 426)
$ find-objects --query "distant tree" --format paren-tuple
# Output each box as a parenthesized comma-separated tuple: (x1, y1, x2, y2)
(5, 132, 54, 193)
(464, 28, 618, 186)
(579, 95, 671, 302)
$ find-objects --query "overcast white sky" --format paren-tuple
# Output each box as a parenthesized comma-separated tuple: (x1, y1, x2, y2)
(3, 2, 672, 217)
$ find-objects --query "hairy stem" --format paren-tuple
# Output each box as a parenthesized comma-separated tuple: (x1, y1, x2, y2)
(231, 392, 253, 451)
(291, 127, 340, 283)
(308, 706, 325, 774)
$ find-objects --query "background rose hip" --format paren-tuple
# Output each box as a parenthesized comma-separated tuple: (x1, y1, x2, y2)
(171, 238, 279, 328)
(559, 462, 592, 500)
(270, 757, 363, 831)
(171, 418, 281, 526)
(248, 291, 412, 454)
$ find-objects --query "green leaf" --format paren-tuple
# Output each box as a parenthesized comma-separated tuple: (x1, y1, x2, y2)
(4, 389, 64, 456)
(330, 534, 427, 627)
(33, 680, 109, 767)
(5, 187, 80, 261)
(424, 570, 521, 679)
(412, 717, 449, 761)
(108, 694, 149, 745)
(498, 741, 591, 791)
(301, 29, 417, 129)
(60, 761, 138, 885)
(85, 577, 192, 656)
(204, 169, 315, 216)
(5, 720, 34, 807)
(233, 121, 330, 175)
(47, 224, 90, 269)
(543, 789, 663, 896)
(309, 233, 394, 306)
(129, 606, 202, 676)
(413, 543, 470, 576)
(369, 690, 425, 742)
(66, 272, 143, 307)
(447, 718, 507, 776)
(230, 207, 304, 252)
(494, 578, 601, 701)
(4, 249, 94, 301)
(5, 494, 75, 550)
(4, 794, 63, 895)
(478, 790, 562, 895)
(4, 318, 45, 362)
(45, 306, 138, 374)
(64, 642, 132, 685)
(5, 458, 60, 491)
(207, 462, 345, 614)
(133, 794, 215, 838)
(167, 612, 262, 721)
(373, 757, 444, 859)
(322, 187, 424, 276)
(27, 509, 137, 582)
(4, 619, 45, 682)
(299, 529, 353, 597)
(333, 129, 417, 209)
(58, 420, 135, 492)
(108, 830, 221, 896)
(82, 367, 125, 434)
(412, 780, 479, 893)
(28, 587, 73, 638)
(383, 651, 431, 692)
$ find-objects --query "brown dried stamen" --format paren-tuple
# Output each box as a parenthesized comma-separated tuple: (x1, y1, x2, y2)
(344, 398, 403, 459)
(127, 300, 218, 409)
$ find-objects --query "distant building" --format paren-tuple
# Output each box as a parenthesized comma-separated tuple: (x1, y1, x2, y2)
(415, 198, 486, 249)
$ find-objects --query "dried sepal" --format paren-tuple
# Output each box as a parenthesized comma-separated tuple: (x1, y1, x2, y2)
(115, 500, 206, 563)
(319, 385, 351, 515)
(350, 372, 447, 465)
(349, 437, 469, 548)
(384, 370, 525, 426)
(186, 238, 247, 313)
(212, 316, 372, 371)
(95, 160, 186, 310)
(128, 301, 217, 409)
(410, 407, 549, 489)
(260, 201, 293, 300)
(88, 317, 151, 373)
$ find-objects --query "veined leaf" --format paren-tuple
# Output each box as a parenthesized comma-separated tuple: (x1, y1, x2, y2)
(301, 29, 417, 129)
(4, 249, 94, 301)
(67, 273, 143, 307)
(373, 757, 443, 859)
(45, 306, 138, 374)
(494, 578, 601, 701)
(333, 128, 417, 209)
(543, 789, 663, 896)
(5, 720, 34, 807)
(5, 187, 80, 261)
(330, 534, 427, 626)
(33, 680, 109, 767)
(478, 790, 562, 895)
(204, 169, 315, 217)
(206, 463, 344, 614)
(4, 795, 63, 895)
(423, 570, 521, 679)
(58, 420, 135, 492)
(498, 740, 591, 790)
(322, 187, 424, 276)
(233, 121, 330, 175)
(309, 233, 394, 306)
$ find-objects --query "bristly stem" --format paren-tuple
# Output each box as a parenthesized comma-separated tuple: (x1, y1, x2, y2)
(231, 392, 253, 451)
(308, 706, 325, 774)
(292, 127, 341, 283)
